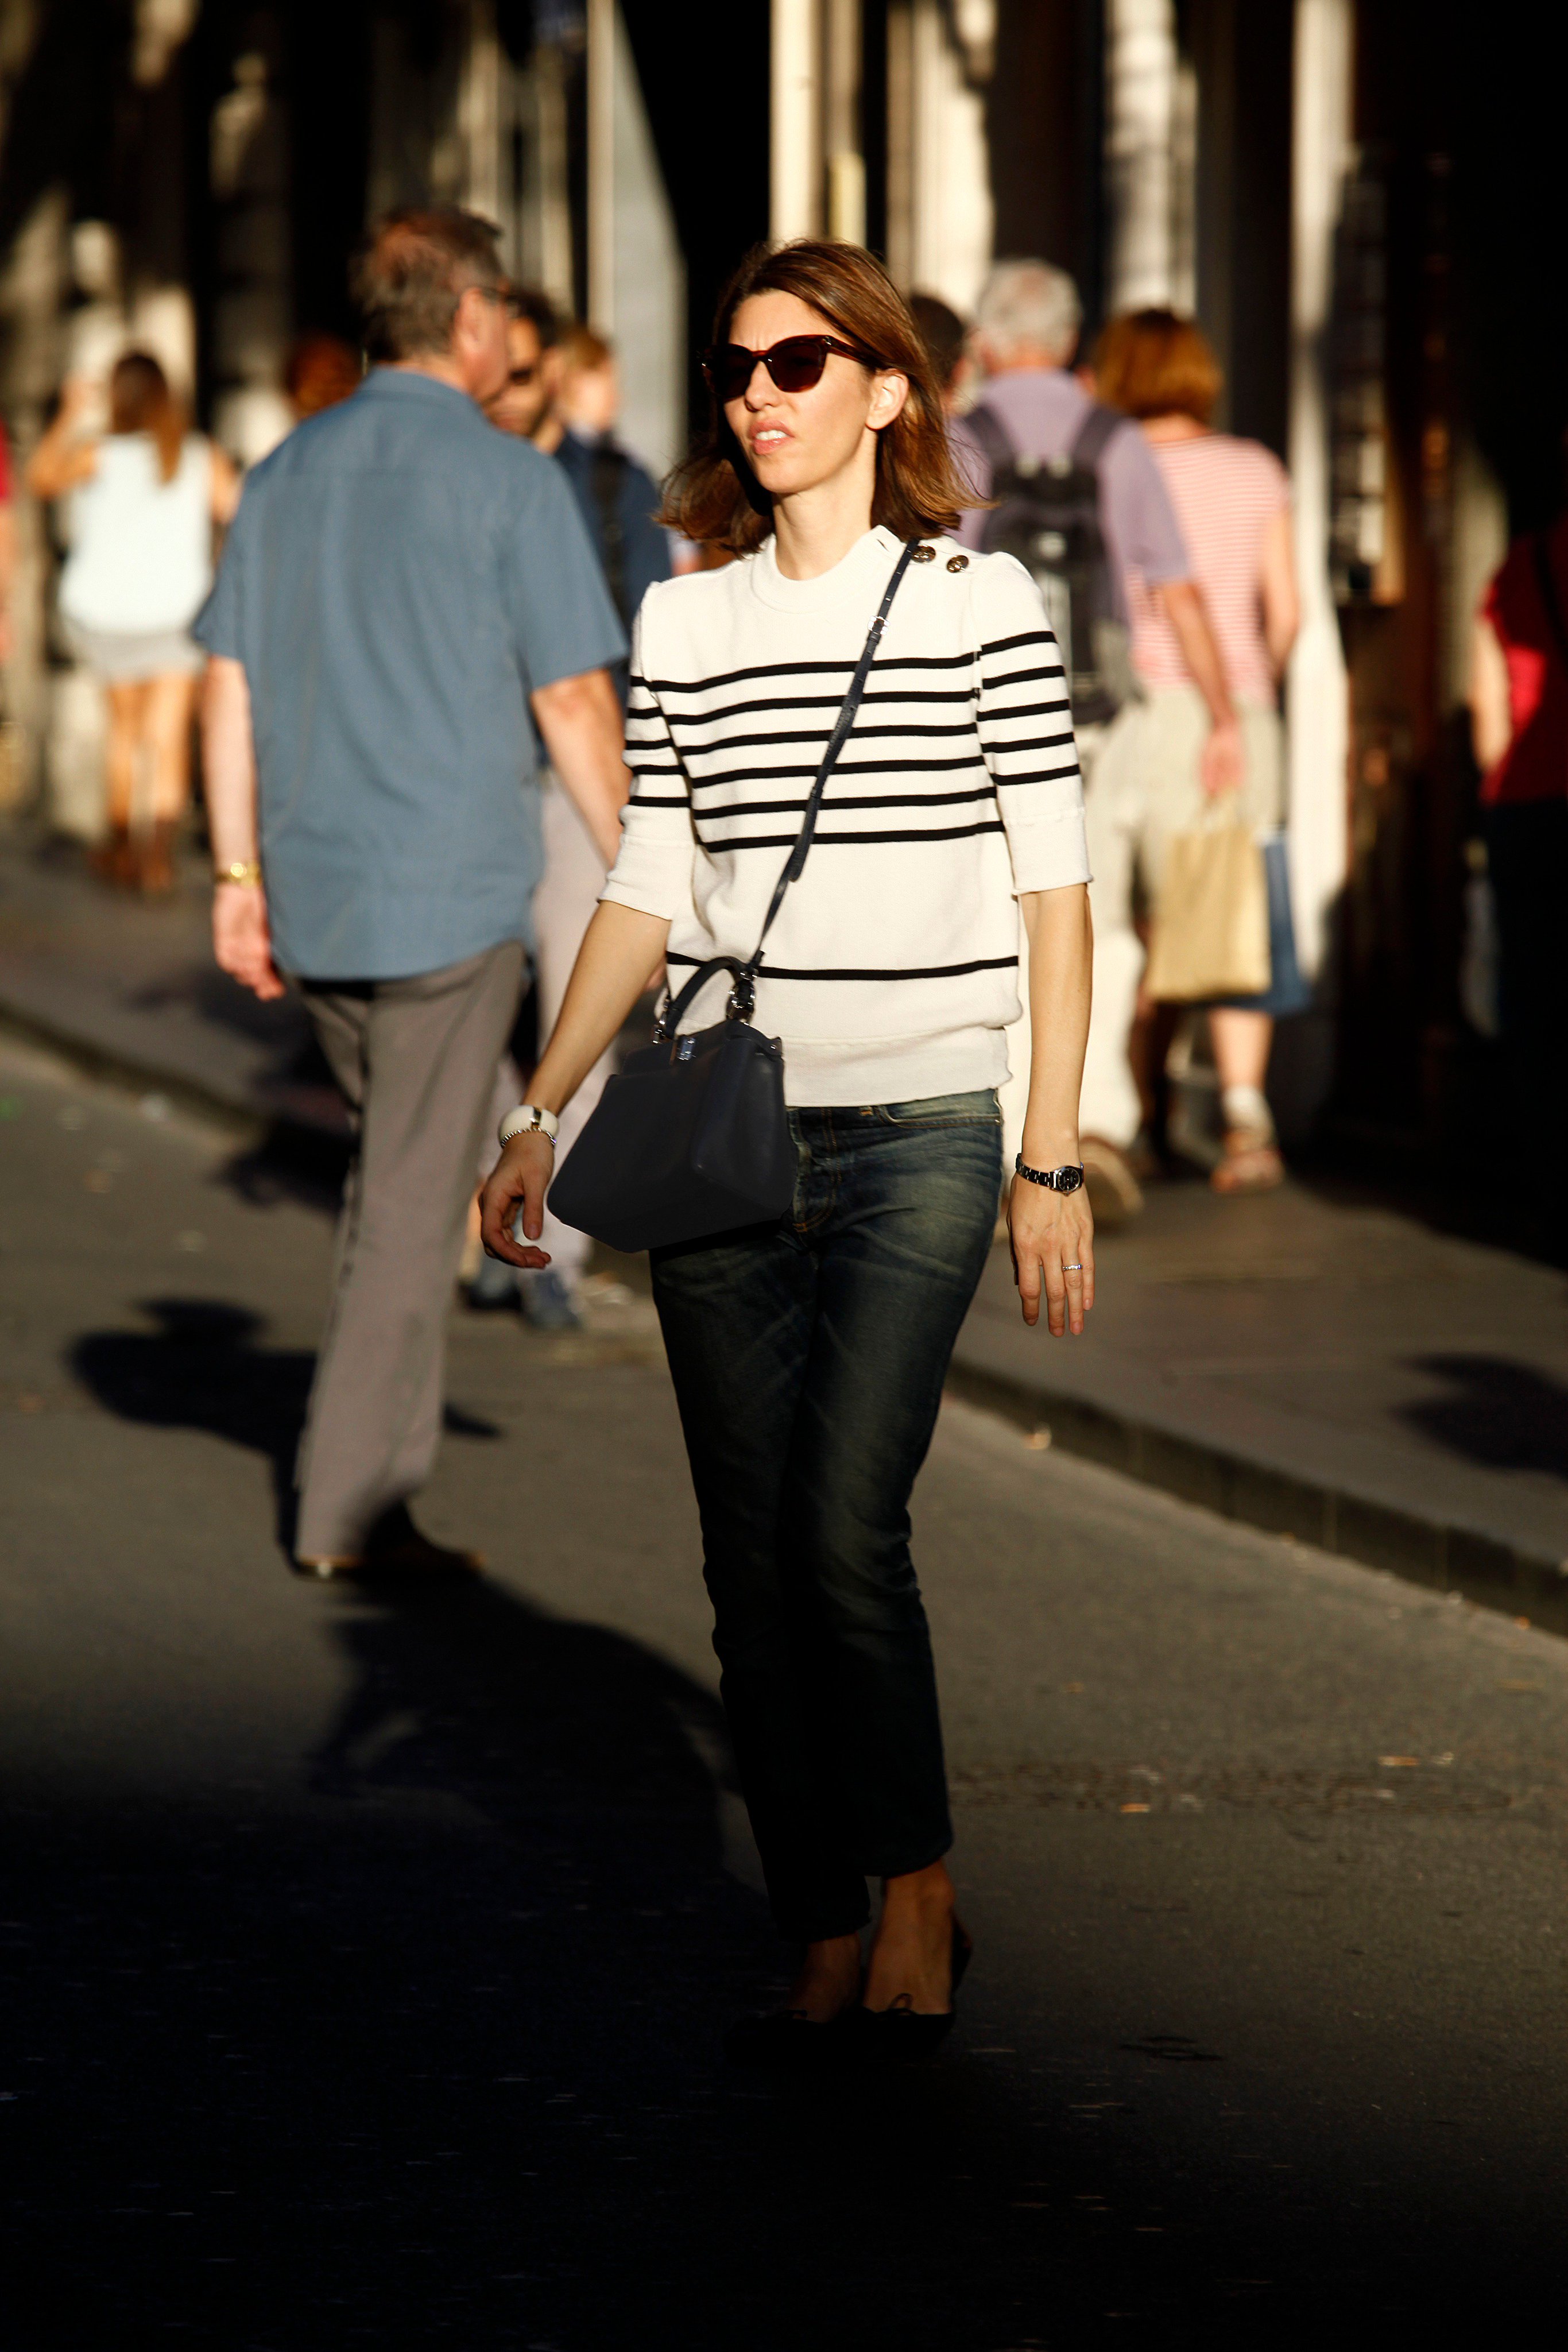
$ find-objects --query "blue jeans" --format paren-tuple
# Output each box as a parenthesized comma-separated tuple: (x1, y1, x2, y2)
(649, 1090, 1002, 1941)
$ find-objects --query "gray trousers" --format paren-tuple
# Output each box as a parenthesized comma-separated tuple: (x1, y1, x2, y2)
(295, 939, 525, 1558)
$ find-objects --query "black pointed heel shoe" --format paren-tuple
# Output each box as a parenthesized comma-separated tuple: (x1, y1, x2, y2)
(852, 1919, 973, 2064)
(724, 2005, 858, 2070)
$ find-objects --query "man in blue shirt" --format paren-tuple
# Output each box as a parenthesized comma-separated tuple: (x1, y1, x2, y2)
(198, 207, 628, 1577)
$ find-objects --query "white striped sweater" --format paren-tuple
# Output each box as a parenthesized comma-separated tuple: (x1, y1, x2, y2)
(602, 524, 1089, 1105)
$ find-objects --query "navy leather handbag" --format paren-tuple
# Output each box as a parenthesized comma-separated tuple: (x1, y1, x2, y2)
(547, 539, 920, 1254)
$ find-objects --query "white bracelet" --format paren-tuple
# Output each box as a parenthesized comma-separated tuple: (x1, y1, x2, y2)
(498, 1103, 559, 1147)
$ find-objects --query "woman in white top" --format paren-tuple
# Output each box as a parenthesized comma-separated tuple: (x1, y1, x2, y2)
(481, 242, 1094, 2062)
(29, 353, 238, 892)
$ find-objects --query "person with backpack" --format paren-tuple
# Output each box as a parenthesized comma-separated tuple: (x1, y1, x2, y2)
(953, 260, 1240, 1223)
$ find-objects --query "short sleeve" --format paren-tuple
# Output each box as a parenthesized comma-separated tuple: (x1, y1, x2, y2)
(972, 554, 1091, 894)
(501, 455, 628, 691)
(1102, 421, 1191, 586)
(192, 481, 251, 660)
(599, 601, 696, 919)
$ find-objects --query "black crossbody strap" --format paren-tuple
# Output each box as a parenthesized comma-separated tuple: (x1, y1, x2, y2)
(746, 537, 921, 971)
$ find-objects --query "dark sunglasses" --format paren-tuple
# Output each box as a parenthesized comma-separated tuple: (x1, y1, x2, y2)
(702, 334, 880, 403)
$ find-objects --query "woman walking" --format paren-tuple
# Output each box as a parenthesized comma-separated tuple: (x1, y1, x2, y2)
(29, 353, 238, 892)
(480, 241, 1093, 2057)
(1093, 308, 1299, 1192)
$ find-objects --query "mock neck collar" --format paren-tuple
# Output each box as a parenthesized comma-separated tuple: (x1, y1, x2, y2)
(748, 524, 906, 613)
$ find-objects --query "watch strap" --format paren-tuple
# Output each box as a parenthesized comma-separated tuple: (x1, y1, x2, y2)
(498, 1104, 559, 1147)
(1014, 1155, 1085, 1192)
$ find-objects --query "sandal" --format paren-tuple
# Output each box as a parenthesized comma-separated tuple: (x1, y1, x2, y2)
(1211, 1127, 1284, 1195)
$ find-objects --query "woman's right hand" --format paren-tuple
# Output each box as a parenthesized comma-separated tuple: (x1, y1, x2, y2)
(478, 1134, 557, 1270)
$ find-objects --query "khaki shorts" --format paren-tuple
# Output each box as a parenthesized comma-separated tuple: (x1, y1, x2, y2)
(1090, 686, 1284, 898)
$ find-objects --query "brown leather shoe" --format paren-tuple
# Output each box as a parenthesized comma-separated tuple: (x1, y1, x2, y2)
(295, 1527, 484, 1581)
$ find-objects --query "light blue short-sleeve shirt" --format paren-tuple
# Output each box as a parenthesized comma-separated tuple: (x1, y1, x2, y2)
(195, 369, 626, 981)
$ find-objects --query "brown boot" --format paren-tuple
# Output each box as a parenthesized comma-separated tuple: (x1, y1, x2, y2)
(88, 825, 136, 888)
(138, 819, 177, 896)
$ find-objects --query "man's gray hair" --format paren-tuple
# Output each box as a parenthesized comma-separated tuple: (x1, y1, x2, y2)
(974, 260, 1083, 363)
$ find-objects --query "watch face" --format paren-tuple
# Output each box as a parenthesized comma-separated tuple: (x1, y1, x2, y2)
(1058, 1166, 1084, 1193)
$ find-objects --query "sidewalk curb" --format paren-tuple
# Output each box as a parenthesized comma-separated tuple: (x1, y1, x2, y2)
(9, 985, 1565, 1639)
(0, 995, 344, 1163)
(944, 1357, 1568, 1640)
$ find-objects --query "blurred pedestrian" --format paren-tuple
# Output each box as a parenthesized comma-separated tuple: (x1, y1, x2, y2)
(482, 239, 1093, 2057)
(487, 287, 562, 443)
(196, 208, 628, 1579)
(909, 291, 973, 415)
(1469, 513, 1568, 1197)
(283, 332, 361, 421)
(550, 325, 672, 683)
(1092, 308, 1298, 1194)
(28, 354, 239, 892)
(476, 310, 671, 1330)
(953, 261, 1240, 1222)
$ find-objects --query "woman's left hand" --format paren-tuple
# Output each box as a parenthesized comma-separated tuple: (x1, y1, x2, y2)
(1008, 1176, 1095, 1336)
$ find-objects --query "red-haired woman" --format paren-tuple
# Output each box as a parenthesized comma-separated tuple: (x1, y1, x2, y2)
(481, 242, 1093, 2059)
(29, 353, 238, 892)
(1092, 310, 1299, 1193)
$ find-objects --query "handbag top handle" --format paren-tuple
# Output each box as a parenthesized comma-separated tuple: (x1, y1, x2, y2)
(655, 536, 922, 1040)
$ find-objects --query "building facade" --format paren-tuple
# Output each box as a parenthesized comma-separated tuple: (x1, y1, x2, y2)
(0, 0, 1553, 1152)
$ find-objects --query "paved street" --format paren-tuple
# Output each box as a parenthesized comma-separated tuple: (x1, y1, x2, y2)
(2, 1031, 1565, 2348)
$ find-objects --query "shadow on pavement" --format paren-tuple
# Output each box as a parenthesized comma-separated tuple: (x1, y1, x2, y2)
(69, 1300, 498, 1550)
(1401, 1352, 1568, 1481)
(4, 1564, 1077, 2351)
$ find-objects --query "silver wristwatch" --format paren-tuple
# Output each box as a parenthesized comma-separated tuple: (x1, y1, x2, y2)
(1015, 1156, 1085, 1193)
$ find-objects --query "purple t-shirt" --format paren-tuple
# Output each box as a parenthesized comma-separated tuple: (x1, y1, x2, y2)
(951, 369, 1191, 617)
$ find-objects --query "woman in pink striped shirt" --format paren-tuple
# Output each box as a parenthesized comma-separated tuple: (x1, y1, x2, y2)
(1094, 310, 1299, 1193)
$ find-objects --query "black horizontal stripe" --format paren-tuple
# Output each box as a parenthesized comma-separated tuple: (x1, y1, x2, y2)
(979, 730, 1078, 755)
(665, 951, 1020, 980)
(985, 664, 1066, 692)
(685, 754, 988, 790)
(628, 794, 688, 809)
(664, 684, 975, 726)
(695, 786, 998, 820)
(646, 648, 974, 695)
(692, 820, 1007, 852)
(977, 767, 1081, 788)
(979, 630, 1059, 657)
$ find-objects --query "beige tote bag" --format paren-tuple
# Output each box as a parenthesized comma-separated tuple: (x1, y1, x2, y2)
(1144, 814, 1270, 1001)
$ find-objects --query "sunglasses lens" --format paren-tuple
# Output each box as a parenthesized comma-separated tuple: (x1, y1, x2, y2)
(705, 346, 753, 401)
(767, 338, 829, 392)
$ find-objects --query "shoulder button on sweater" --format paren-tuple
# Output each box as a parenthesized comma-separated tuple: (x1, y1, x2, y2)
(947, 553, 969, 572)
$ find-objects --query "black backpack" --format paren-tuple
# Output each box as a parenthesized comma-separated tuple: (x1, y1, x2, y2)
(964, 399, 1132, 728)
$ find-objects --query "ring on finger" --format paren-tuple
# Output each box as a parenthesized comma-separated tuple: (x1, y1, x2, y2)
(1062, 1261, 1083, 1272)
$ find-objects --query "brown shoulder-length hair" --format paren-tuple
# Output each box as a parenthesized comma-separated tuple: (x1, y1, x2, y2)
(1093, 307, 1222, 425)
(109, 351, 185, 483)
(661, 241, 973, 553)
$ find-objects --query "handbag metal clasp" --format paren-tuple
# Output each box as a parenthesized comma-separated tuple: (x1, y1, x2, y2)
(725, 971, 756, 1022)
